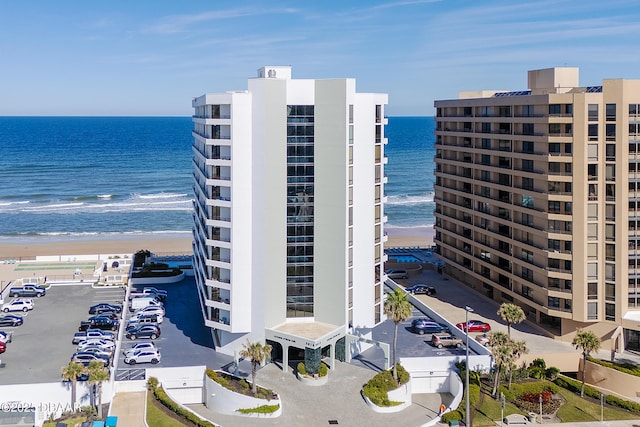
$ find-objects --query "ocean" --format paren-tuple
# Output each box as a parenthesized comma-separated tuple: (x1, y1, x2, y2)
(0, 116, 435, 239)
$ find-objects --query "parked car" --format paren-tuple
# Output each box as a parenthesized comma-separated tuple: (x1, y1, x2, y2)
(405, 284, 437, 296)
(76, 347, 112, 363)
(78, 316, 119, 331)
(126, 324, 161, 340)
(77, 339, 116, 353)
(385, 269, 409, 279)
(126, 316, 159, 330)
(71, 352, 109, 367)
(92, 311, 119, 321)
(124, 348, 161, 365)
(133, 305, 165, 318)
(0, 314, 23, 327)
(8, 285, 46, 298)
(410, 318, 449, 335)
(456, 320, 492, 333)
(129, 296, 163, 312)
(130, 311, 163, 324)
(72, 329, 115, 345)
(0, 341, 5, 354)
(476, 334, 490, 346)
(123, 341, 157, 356)
(143, 287, 168, 299)
(431, 333, 464, 349)
(89, 303, 122, 315)
(0, 331, 12, 344)
(2, 299, 34, 313)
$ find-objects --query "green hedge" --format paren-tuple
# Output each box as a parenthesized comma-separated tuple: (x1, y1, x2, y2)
(148, 378, 217, 427)
(441, 382, 481, 423)
(362, 364, 410, 407)
(587, 356, 640, 377)
(236, 404, 280, 414)
(554, 375, 640, 414)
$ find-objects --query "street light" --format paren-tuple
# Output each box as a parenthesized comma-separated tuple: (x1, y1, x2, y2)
(601, 393, 604, 422)
(500, 392, 505, 427)
(539, 394, 543, 423)
(465, 305, 473, 427)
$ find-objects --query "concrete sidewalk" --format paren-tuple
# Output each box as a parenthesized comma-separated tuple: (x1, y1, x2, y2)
(109, 391, 146, 427)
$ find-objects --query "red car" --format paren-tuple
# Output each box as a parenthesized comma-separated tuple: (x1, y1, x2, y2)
(456, 320, 491, 333)
(0, 341, 6, 354)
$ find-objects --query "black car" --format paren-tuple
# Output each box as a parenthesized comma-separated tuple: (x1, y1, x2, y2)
(405, 284, 436, 296)
(90, 311, 119, 321)
(410, 318, 449, 335)
(89, 303, 122, 315)
(0, 314, 23, 327)
(126, 324, 161, 340)
(79, 316, 119, 331)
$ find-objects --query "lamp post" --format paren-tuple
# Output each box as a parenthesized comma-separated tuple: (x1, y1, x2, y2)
(539, 394, 543, 424)
(601, 393, 604, 422)
(465, 305, 473, 427)
(500, 392, 505, 427)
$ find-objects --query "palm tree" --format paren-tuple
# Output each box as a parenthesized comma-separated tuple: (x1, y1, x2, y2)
(572, 329, 601, 397)
(86, 361, 110, 419)
(497, 303, 525, 337)
(383, 287, 412, 383)
(506, 339, 528, 390)
(61, 362, 85, 412)
(239, 340, 273, 394)
(488, 331, 510, 396)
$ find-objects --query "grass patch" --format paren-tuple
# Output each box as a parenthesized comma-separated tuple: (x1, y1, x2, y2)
(236, 404, 280, 414)
(43, 418, 86, 427)
(555, 388, 638, 422)
(146, 391, 191, 427)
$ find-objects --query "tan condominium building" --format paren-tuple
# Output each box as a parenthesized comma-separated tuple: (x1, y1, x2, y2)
(434, 67, 640, 353)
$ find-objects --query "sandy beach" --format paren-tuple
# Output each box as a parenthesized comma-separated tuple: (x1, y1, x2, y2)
(0, 226, 433, 260)
(0, 233, 194, 259)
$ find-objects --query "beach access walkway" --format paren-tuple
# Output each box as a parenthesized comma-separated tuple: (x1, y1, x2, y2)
(109, 391, 146, 427)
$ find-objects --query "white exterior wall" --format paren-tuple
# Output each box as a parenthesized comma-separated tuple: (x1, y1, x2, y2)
(193, 67, 387, 356)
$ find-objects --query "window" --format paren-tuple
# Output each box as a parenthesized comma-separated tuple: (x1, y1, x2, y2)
(548, 297, 560, 309)
(588, 204, 598, 220)
(522, 195, 534, 208)
(606, 184, 615, 201)
(588, 282, 598, 299)
(588, 184, 597, 200)
(549, 123, 561, 134)
(588, 164, 598, 180)
(522, 159, 534, 172)
(606, 144, 615, 161)
(522, 177, 534, 190)
(588, 104, 598, 121)
(588, 124, 598, 141)
(549, 162, 560, 173)
(523, 141, 534, 153)
(631, 104, 639, 116)
(548, 200, 560, 213)
(606, 103, 616, 121)
(606, 124, 616, 140)
(522, 123, 534, 135)
(606, 165, 615, 181)
(587, 302, 598, 320)
(549, 104, 561, 115)
(482, 122, 491, 133)
(606, 283, 616, 301)
(499, 140, 512, 151)
(587, 144, 598, 161)
(606, 223, 615, 241)
(587, 223, 598, 239)
(521, 249, 534, 263)
(481, 138, 491, 149)
(606, 244, 615, 261)
(549, 143, 561, 154)
(605, 264, 615, 282)
(605, 204, 615, 221)
(588, 243, 598, 260)
(605, 303, 615, 321)
(565, 202, 572, 214)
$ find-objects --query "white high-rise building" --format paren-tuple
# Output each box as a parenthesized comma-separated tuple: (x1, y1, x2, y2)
(191, 66, 388, 369)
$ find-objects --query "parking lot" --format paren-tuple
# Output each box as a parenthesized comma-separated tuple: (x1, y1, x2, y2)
(0, 284, 124, 384)
(115, 277, 233, 379)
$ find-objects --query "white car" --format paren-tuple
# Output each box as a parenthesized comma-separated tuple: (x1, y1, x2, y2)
(133, 305, 165, 318)
(0, 331, 12, 344)
(475, 334, 490, 346)
(124, 348, 161, 365)
(130, 311, 163, 324)
(2, 299, 34, 313)
(77, 338, 115, 352)
(123, 341, 157, 357)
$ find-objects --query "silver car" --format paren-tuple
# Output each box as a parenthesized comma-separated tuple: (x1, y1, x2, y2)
(124, 349, 161, 365)
(77, 338, 115, 352)
(123, 341, 157, 356)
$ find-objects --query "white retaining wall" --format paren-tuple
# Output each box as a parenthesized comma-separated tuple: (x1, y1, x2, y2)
(146, 365, 205, 405)
(129, 272, 185, 285)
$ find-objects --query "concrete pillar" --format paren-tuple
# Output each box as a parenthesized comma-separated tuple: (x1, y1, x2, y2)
(282, 344, 289, 373)
(330, 343, 336, 370)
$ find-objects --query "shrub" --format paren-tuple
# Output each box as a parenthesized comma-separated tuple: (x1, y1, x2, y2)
(297, 362, 306, 376)
(587, 356, 640, 377)
(362, 364, 410, 407)
(545, 367, 560, 380)
(520, 390, 553, 404)
(530, 358, 546, 370)
(236, 404, 280, 414)
(319, 362, 328, 377)
(606, 395, 640, 413)
(441, 410, 463, 423)
(501, 381, 558, 401)
(147, 377, 159, 389)
(151, 383, 216, 427)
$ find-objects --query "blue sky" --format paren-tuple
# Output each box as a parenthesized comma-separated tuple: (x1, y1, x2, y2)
(2, 0, 640, 116)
